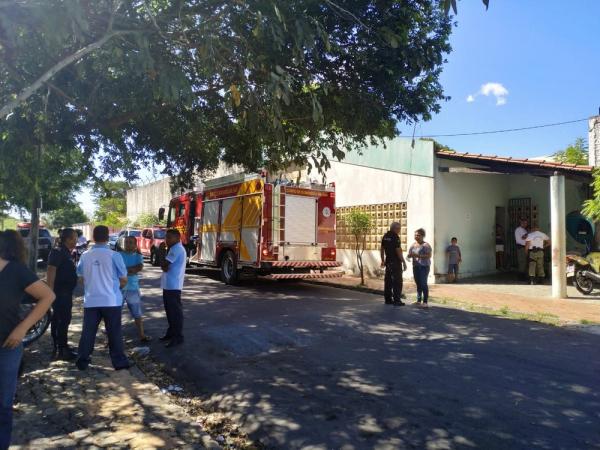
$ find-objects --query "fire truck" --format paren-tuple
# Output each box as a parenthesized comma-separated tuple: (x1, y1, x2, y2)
(159, 172, 343, 284)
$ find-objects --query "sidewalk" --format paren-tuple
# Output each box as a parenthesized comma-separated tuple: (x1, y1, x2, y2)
(311, 275, 600, 325)
(10, 304, 221, 450)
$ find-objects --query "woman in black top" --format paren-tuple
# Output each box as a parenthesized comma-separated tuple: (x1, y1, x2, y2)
(0, 230, 55, 450)
(46, 228, 78, 360)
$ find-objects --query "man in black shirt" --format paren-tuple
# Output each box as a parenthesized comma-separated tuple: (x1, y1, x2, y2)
(46, 228, 79, 360)
(380, 222, 407, 306)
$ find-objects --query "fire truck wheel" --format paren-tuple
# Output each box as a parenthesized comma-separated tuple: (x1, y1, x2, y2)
(221, 251, 239, 285)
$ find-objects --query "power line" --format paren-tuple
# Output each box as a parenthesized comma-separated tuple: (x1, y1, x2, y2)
(416, 117, 589, 138)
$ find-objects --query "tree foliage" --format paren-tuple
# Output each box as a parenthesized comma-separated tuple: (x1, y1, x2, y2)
(93, 180, 129, 229)
(348, 210, 372, 285)
(45, 204, 89, 230)
(135, 213, 162, 228)
(1, 0, 454, 186)
(553, 137, 588, 165)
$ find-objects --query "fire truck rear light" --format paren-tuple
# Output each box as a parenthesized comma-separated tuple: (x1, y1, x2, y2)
(262, 248, 269, 256)
(330, 249, 336, 256)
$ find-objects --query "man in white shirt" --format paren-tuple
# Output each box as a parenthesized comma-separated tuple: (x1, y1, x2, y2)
(514, 218, 529, 280)
(160, 229, 187, 348)
(525, 225, 550, 285)
(75, 225, 130, 370)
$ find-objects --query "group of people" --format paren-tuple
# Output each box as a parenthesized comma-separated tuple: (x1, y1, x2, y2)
(380, 224, 432, 307)
(0, 225, 187, 449)
(514, 218, 551, 284)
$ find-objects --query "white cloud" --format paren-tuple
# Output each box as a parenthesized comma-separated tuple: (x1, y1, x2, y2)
(467, 82, 509, 106)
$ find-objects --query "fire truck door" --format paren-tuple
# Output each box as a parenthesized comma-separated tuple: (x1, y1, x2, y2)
(240, 194, 261, 263)
(200, 200, 219, 262)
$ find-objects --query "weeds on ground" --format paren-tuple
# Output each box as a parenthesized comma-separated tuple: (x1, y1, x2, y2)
(430, 297, 562, 326)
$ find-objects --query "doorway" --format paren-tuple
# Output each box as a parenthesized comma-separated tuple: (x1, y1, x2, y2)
(495, 207, 506, 270)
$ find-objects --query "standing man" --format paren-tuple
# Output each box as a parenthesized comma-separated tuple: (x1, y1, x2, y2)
(380, 222, 407, 306)
(525, 225, 550, 285)
(160, 229, 187, 348)
(46, 228, 79, 360)
(514, 218, 529, 281)
(75, 225, 130, 371)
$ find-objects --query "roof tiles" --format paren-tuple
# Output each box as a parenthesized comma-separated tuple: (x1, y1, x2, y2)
(436, 149, 593, 174)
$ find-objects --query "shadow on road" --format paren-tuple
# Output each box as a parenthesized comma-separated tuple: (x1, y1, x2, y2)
(132, 266, 600, 450)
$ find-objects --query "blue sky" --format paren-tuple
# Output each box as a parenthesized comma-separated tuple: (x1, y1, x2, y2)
(398, 0, 600, 157)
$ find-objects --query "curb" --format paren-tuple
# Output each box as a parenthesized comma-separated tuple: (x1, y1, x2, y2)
(304, 279, 385, 297)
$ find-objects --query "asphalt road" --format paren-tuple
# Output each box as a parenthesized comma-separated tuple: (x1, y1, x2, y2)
(133, 266, 600, 450)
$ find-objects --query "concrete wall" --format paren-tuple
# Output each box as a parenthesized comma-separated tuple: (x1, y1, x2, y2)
(126, 178, 173, 223)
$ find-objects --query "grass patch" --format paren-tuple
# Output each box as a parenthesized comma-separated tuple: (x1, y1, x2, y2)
(430, 297, 562, 326)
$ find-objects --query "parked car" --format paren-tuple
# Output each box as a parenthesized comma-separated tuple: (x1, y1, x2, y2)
(17, 223, 54, 262)
(108, 233, 119, 251)
(140, 227, 166, 266)
(116, 229, 142, 252)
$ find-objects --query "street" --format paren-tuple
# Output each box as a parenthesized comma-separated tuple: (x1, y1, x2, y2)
(131, 266, 600, 450)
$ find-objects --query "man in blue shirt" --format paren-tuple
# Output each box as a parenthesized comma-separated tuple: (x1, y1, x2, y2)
(159, 229, 187, 348)
(75, 225, 130, 370)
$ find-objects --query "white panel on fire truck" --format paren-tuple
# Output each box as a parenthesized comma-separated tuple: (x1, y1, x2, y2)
(201, 233, 217, 262)
(240, 228, 258, 262)
(285, 195, 317, 244)
(203, 201, 219, 225)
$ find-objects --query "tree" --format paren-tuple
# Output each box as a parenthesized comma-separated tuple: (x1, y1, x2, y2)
(0, 98, 88, 268)
(93, 181, 129, 229)
(45, 204, 89, 230)
(553, 138, 588, 165)
(135, 213, 162, 228)
(1, 0, 454, 185)
(348, 210, 372, 285)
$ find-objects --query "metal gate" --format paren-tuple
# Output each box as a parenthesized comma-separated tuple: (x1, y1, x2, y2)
(507, 198, 532, 268)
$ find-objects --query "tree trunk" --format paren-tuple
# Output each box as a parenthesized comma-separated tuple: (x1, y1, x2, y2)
(28, 194, 41, 271)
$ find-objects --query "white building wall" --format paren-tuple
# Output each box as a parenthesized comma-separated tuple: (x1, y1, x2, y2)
(323, 161, 435, 278)
(434, 160, 509, 279)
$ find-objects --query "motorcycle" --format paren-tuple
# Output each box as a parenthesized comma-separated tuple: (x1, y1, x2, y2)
(566, 251, 600, 295)
(74, 241, 88, 264)
(20, 295, 52, 347)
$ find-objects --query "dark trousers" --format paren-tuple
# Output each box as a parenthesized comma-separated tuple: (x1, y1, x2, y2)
(76, 307, 129, 369)
(0, 345, 22, 450)
(163, 290, 183, 340)
(384, 263, 403, 303)
(413, 265, 430, 303)
(50, 292, 73, 349)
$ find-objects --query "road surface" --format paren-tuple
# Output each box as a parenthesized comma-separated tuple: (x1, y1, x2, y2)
(132, 266, 600, 450)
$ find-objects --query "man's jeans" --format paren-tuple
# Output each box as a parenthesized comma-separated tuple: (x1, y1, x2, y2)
(163, 290, 184, 340)
(0, 345, 23, 450)
(51, 292, 73, 349)
(76, 307, 129, 370)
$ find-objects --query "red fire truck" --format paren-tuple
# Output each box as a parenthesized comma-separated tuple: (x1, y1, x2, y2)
(159, 172, 342, 284)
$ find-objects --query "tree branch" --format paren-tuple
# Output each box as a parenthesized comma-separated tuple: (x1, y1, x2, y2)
(0, 29, 139, 119)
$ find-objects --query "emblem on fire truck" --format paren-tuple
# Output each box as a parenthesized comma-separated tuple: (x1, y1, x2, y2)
(322, 207, 331, 218)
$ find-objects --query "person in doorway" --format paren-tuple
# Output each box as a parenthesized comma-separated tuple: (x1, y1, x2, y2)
(75, 225, 130, 371)
(408, 228, 432, 307)
(46, 228, 79, 360)
(495, 224, 505, 270)
(160, 229, 187, 348)
(0, 231, 55, 449)
(525, 225, 550, 285)
(514, 218, 529, 280)
(120, 237, 151, 343)
(380, 222, 407, 306)
(446, 237, 462, 283)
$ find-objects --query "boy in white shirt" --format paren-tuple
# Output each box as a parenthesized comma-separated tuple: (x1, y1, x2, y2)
(525, 225, 550, 285)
